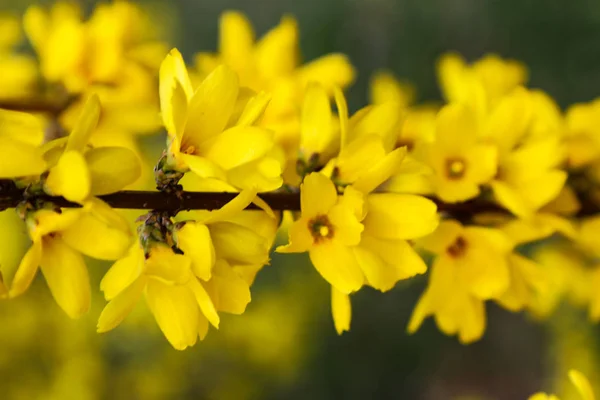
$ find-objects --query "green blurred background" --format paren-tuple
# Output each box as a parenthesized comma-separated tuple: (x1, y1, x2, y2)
(1, 0, 600, 399)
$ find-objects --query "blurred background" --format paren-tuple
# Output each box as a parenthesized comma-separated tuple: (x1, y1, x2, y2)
(1, 0, 600, 399)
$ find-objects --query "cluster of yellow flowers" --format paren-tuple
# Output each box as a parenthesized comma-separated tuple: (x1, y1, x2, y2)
(1, 1, 600, 354)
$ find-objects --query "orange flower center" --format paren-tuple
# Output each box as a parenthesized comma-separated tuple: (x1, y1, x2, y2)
(308, 215, 334, 243)
(446, 158, 466, 179)
(447, 235, 467, 258)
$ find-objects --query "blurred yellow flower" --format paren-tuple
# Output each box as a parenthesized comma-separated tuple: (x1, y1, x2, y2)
(413, 103, 497, 202)
(409, 220, 511, 343)
(10, 199, 132, 318)
(530, 369, 596, 400)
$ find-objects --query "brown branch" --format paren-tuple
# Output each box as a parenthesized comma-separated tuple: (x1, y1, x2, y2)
(0, 95, 78, 116)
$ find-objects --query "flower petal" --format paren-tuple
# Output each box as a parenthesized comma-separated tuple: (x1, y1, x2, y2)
(9, 241, 42, 298)
(175, 222, 215, 281)
(363, 193, 438, 240)
(40, 238, 91, 319)
(100, 243, 145, 301)
(86, 146, 141, 195)
(203, 260, 251, 315)
(66, 94, 100, 153)
(331, 286, 351, 335)
(188, 278, 220, 328)
(0, 136, 47, 178)
(205, 126, 274, 170)
(145, 246, 193, 285)
(187, 65, 239, 145)
(97, 277, 145, 333)
(309, 240, 364, 294)
(300, 82, 332, 155)
(44, 150, 91, 203)
(145, 280, 199, 350)
(301, 172, 337, 219)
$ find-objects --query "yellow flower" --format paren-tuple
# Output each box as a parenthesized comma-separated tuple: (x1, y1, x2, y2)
(277, 173, 365, 294)
(408, 220, 511, 343)
(530, 369, 595, 400)
(194, 11, 355, 150)
(564, 98, 600, 169)
(413, 103, 497, 202)
(328, 87, 410, 194)
(0, 14, 37, 99)
(484, 88, 567, 217)
(438, 52, 527, 117)
(98, 193, 274, 349)
(0, 109, 47, 178)
(10, 199, 132, 318)
(42, 94, 141, 203)
(24, 1, 167, 93)
(159, 48, 283, 192)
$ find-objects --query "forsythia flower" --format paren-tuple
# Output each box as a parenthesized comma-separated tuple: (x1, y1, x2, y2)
(10, 200, 132, 318)
(98, 197, 276, 350)
(530, 369, 596, 400)
(195, 11, 355, 151)
(413, 103, 497, 202)
(43, 94, 141, 203)
(408, 220, 511, 343)
(0, 109, 47, 178)
(160, 49, 283, 192)
(277, 173, 365, 294)
(0, 14, 37, 99)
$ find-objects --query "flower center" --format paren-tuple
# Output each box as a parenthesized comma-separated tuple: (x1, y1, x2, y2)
(308, 215, 334, 243)
(183, 145, 196, 155)
(446, 236, 467, 258)
(446, 158, 466, 179)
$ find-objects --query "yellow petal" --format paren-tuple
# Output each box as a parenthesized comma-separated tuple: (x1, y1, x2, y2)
(236, 91, 271, 126)
(435, 103, 477, 150)
(226, 155, 283, 192)
(175, 222, 215, 281)
(369, 70, 415, 107)
(309, 240, 364, 294)
(209, 222, 269, 265)
(187, 64, 239, 145)
(188, 278, 220, 328)
(490, 180, 532, 218)
(203, 260, 251, 315)
(219, 11, 255, 69)
(45, 150, 90, 203)
(331, 286, 351, 334)
(145, 280, 199, 350)
(205, 126, 274, 170)
(255, 16, 298, 79)
(336, 134, 387, 183)
(528, 394, 559, 400)
(159, 55, 189, 142)
(145, 246, 193, 285)
(0, 136, 47, 178)
(301, 172, 337, 219)
(348, 102, 401, 152)
(178, 153, 227, 181)
(352, 146, 407, 194)
(66, 94, 101, 153)
(569, 370, 595, 400)
(61, 209, 132, 260)
(297, 53, 356, 91)
(418, 219, 463, 254)
(97, 277, 145, 333)
(276, 218, 313, 253)
(86, 147, 141, 195)
(0, 109, 45, 146)
(9, 241, 42, 298)
(201, 188, 258, 224)
(334, 86, 349, 150)
(100, 243, 145, 301)
(363, 193, 438, 240)
(355, 236, 427, 291)
(327, 202, 364, 246)
(40, 238, 91, 319)
(300, 82, 333, 155)
(198, 312, 209, 341)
